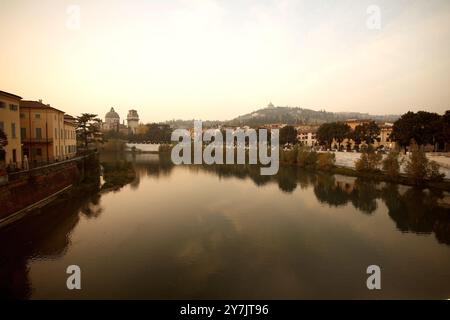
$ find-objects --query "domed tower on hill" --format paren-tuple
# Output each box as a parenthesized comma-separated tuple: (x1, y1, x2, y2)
(104, 107, 120, 131)
(127, 109, 139, 134)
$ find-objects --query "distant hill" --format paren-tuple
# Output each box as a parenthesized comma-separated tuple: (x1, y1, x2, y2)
(225, 106, 400, 127)
(163, 105, 400, 128)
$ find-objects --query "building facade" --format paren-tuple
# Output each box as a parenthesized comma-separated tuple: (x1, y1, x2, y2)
(20, 100, 70, 164)
(0, 90, 22, 168)
(64, 115, 77, 159)
(374, 123, 395, 150)
(103, 107, 120, 131)
(127, 110, 139, 134)
(296, 125, 319, 147)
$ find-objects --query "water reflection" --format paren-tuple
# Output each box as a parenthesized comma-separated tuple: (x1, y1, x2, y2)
(0, 153, 449, 299)
(105, 153, 450, 246)
(0, 192, 102, 299)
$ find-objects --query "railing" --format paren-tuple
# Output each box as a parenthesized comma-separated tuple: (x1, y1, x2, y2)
(6, 151, 98, 182)
(22, 138, 54, 144)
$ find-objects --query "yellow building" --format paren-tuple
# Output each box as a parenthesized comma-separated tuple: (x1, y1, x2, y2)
(345, 119, 372, 131)
(20, 100, 75, 164)
(0, 90, 22, 168)
(64, 115, 77, 159)
(375, 123, 396, 150)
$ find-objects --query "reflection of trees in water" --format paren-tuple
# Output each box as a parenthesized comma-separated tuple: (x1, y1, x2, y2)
(349, 180, 378, 214)
(381, 187, 450, 245)
(187, 163, 450, 246)
(104, 152, 450, 246)
(314, 175, 350, 207)
(0, 187, 103, 299)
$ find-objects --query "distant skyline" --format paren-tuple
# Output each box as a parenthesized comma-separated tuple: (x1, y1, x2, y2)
(1, 0, 449, 123)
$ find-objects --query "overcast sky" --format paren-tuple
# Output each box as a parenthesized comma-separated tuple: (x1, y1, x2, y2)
(1, 0, 449, 122)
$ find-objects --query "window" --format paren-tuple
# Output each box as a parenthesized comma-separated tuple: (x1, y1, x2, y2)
(0, 121, 4, 132)
(35, 113, 41, 119)
(21, 128, 26, 139)
(11, 123, 16, 139)
(36, 128, 42, 139)
(0, 101, 5, 109)
(20, 113, 26, 119)
(9, 104, 18, 111)
(36, 148, 42, 156)
(55, 128, 58, 138)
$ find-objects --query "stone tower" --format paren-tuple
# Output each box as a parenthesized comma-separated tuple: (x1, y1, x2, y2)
(127, 109, 139, 134)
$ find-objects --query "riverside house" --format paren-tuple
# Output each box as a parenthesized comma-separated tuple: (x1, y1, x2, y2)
(20, 100, 75, 165)
(0, 90, 22, 169)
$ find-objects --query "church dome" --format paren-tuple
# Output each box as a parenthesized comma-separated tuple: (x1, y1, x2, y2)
(105, 107, 120, 119)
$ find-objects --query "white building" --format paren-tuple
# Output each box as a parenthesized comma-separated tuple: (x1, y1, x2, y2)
(127, 109, 139, 134)
(296, 125, 319, 147)
(103, 107, 120, 131)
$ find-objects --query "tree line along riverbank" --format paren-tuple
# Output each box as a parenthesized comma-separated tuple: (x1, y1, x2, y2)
(280, 144, 450, 191)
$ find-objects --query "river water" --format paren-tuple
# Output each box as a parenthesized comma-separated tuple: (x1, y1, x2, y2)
(1, 153, 449, 299)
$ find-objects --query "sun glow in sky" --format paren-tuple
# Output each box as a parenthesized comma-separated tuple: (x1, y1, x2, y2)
(1, 0, 449, 122)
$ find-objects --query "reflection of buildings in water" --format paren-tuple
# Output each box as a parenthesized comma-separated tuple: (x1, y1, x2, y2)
(0, 193, 103, 299)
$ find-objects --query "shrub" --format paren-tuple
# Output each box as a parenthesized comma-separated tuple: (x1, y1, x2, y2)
(382, 150, 401, 177)
(405, 143, 428, 184)
(355, 145, 382, 172)
(427, 160, 444, 182)
(317, 152, 335, 171)
(297, 147, 318, 168)
(281, 145, 298, 165)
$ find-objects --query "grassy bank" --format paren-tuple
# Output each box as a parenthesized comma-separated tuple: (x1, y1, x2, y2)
(280, 147, 450, 191)
(101, 161, 136, 191)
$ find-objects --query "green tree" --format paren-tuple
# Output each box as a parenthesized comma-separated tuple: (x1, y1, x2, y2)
(279, 125, 298, 145)
(333, 122, 351, 150)
(405, 142, 429, 185)
(427, 161, 444, 182)
(317, 123, 335, 149)
(382, 150, 401, 178)
(76, 113, 103, 149)
(317, 152, 335, 171)
(297, 146, 318, 168)
(392, 111, 442, 151)
(317, 122, 351, 150)
(355, 145, 382, 172)
(351, 121, 380, 150)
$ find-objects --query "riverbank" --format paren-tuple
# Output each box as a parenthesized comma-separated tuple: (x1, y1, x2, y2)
(280, 149, 450, 191)
(0, 152, 100, 228)
(319, 165, 450, 191)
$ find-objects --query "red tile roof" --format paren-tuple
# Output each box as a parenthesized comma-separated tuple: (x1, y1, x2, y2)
(20, 100, 64, 113)
(0, 90, 22, 100)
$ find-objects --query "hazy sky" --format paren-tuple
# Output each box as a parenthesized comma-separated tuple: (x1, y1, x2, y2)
(1, 0, 449, 123)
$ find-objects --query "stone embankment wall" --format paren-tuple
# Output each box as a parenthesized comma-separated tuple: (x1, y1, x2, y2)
(0, 153, 99, 220)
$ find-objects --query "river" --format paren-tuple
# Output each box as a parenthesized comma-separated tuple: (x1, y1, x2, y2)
(1, 153, 449, 299)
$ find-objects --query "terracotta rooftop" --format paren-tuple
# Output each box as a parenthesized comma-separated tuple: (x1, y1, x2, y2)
(20, 100, 64, 113)
(0, 90, 22, 100)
